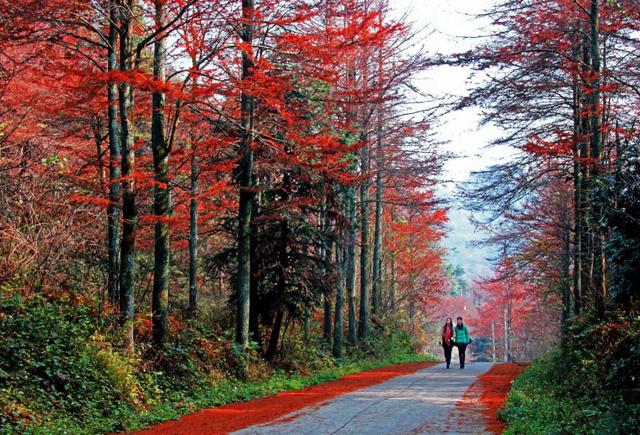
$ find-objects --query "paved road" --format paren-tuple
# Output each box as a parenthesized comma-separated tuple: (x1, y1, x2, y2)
(233, 362, 493, 435)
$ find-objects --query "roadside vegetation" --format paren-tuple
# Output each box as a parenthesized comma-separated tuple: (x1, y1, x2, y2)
(0, 290, 432, 434)
(500, 316, 640, 434)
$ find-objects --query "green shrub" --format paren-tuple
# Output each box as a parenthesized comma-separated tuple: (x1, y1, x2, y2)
(0, 293, 133, 433)
(0, 291, 434, 434)
(501, 316, 640, 435)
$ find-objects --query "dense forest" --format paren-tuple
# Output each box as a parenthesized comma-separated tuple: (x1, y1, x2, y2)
(0, 0, 639, 434)
(1, 0, 449, 432)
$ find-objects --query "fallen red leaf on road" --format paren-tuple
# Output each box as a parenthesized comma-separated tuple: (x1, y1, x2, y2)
(453, 362, 527, 434)
(131, 361, 436, 435)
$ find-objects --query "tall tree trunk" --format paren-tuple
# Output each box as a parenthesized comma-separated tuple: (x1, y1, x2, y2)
(572, 93, 583, 316)
(389, 252, 396, 310)
(579, 37, 593, 309)
(236, 0, 255, 348)
(333, 240, 345, 358)
(590, 0, 606, 318)
(266, 310, 284, 360)
(372, 44, 384, 317)
(107, 1, 121, 307)
(267, 175, 290, 360)
(151, 0, 169, 347)
(571, 28, 584, 316)
(561, 224, 572, 326)
(323, 292, 332, 344)
(322, 203, 332, 345)
(558, 175, 572, 329)
(303, 303, 311, 343)
(371, 125, 384, 316)
(118, 0, 136, 353)
(346, 186, 357, 345)
(503, 307, 508, 362)
(188, 146, 198, 316)
(249, 190, 261, 346)
(358, 144, 370, 342)
(506, 300, 512, 361)
(302, 241, 311, 343)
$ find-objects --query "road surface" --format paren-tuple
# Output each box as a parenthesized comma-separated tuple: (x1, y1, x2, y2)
(233, 362, 493, 435)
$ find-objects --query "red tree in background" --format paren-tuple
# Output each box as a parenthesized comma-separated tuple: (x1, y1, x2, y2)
(473, 261, 561, 362)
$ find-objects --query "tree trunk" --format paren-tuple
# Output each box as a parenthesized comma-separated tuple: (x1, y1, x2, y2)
(266, 310, 284, 360)
(589, 0, 607, 318)
(389, 251, 396, 311)
(322, 203, 332, 345)
(506, 300, 512, 361)
(580, 36, 593, 309)
(249, 191, 260, 346)
(371, 132, 383, 316)
(188, 146, 198, 316)
(235, 0, 255, 348)
(572, 103, 583, 315)
(503, 307, 508, 362)
(303, 302, 311, 343)
(491, 319, 496, 363)
(571, 29, 583, 316)
(118, 0, 136, 353)
(558, 178, 572, 329)
(302, 241, 311, 343)
(268, 176, 290, 359)
(358, 144, 370, 342)
(323, 292, 332, 344)
(333, 241, 345, 358)
(346, 186, 357, 345)
(561, 225, 572, 325)
(106, 0, 121, 307)
(151, 0, 169, 347)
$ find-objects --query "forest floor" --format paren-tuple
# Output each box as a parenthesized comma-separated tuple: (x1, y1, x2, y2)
(133, 362, 524, 434)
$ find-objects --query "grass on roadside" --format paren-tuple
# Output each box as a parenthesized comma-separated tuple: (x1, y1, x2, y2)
(0, 292, 435, 435)
(499, 316, 640, 434)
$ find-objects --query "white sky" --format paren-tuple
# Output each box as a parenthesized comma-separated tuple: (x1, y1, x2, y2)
(392, 0, 509, 280)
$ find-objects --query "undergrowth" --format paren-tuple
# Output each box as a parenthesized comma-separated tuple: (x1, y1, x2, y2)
(0, 291, 433, 434)
(500, 315, 640, 434)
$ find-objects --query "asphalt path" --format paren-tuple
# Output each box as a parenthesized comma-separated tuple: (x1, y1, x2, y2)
(233, 362, 493, 435)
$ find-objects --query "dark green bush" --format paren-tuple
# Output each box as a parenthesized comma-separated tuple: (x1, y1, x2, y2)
(501, 316, 640, 434)
(0, 293, 133, 433)
(0, 291, 433, 434)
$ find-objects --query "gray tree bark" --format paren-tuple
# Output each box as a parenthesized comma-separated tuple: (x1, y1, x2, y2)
(358, 144, 370, 342)
(371, 124, 384, 315)
(322, 204, 332, 345)
(236, 0, 255, 348)
(589, 0, 607, 318)
(333, 240, 345, 358)
(107, 0, 121, 306)
(346, 186, 357, 345)
(151, 0, 170, 347)
(188, 147, 198, 315)
(118, 0, 137, 353)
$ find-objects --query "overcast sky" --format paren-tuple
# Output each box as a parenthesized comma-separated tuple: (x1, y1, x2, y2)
(391, 0, 508, 280)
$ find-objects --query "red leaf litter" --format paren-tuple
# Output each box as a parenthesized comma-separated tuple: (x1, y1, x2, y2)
(130, 361, 435, 435)
(452, 363, 527, 434)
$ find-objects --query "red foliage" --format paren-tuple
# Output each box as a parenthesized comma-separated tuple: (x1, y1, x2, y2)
(132, 361, 436, 435)
(452, 363, 527, 434)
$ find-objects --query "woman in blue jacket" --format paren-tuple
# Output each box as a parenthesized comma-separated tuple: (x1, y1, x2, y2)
(454, 316, 472, 369)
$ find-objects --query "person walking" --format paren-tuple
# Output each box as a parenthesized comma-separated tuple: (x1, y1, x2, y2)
(454, 316, 472, 369)
(441, 317, 455, 369)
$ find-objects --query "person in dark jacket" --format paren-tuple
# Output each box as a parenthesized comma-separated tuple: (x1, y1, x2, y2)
(441, 317, 455, 369)
(454, 316, 472, 369)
